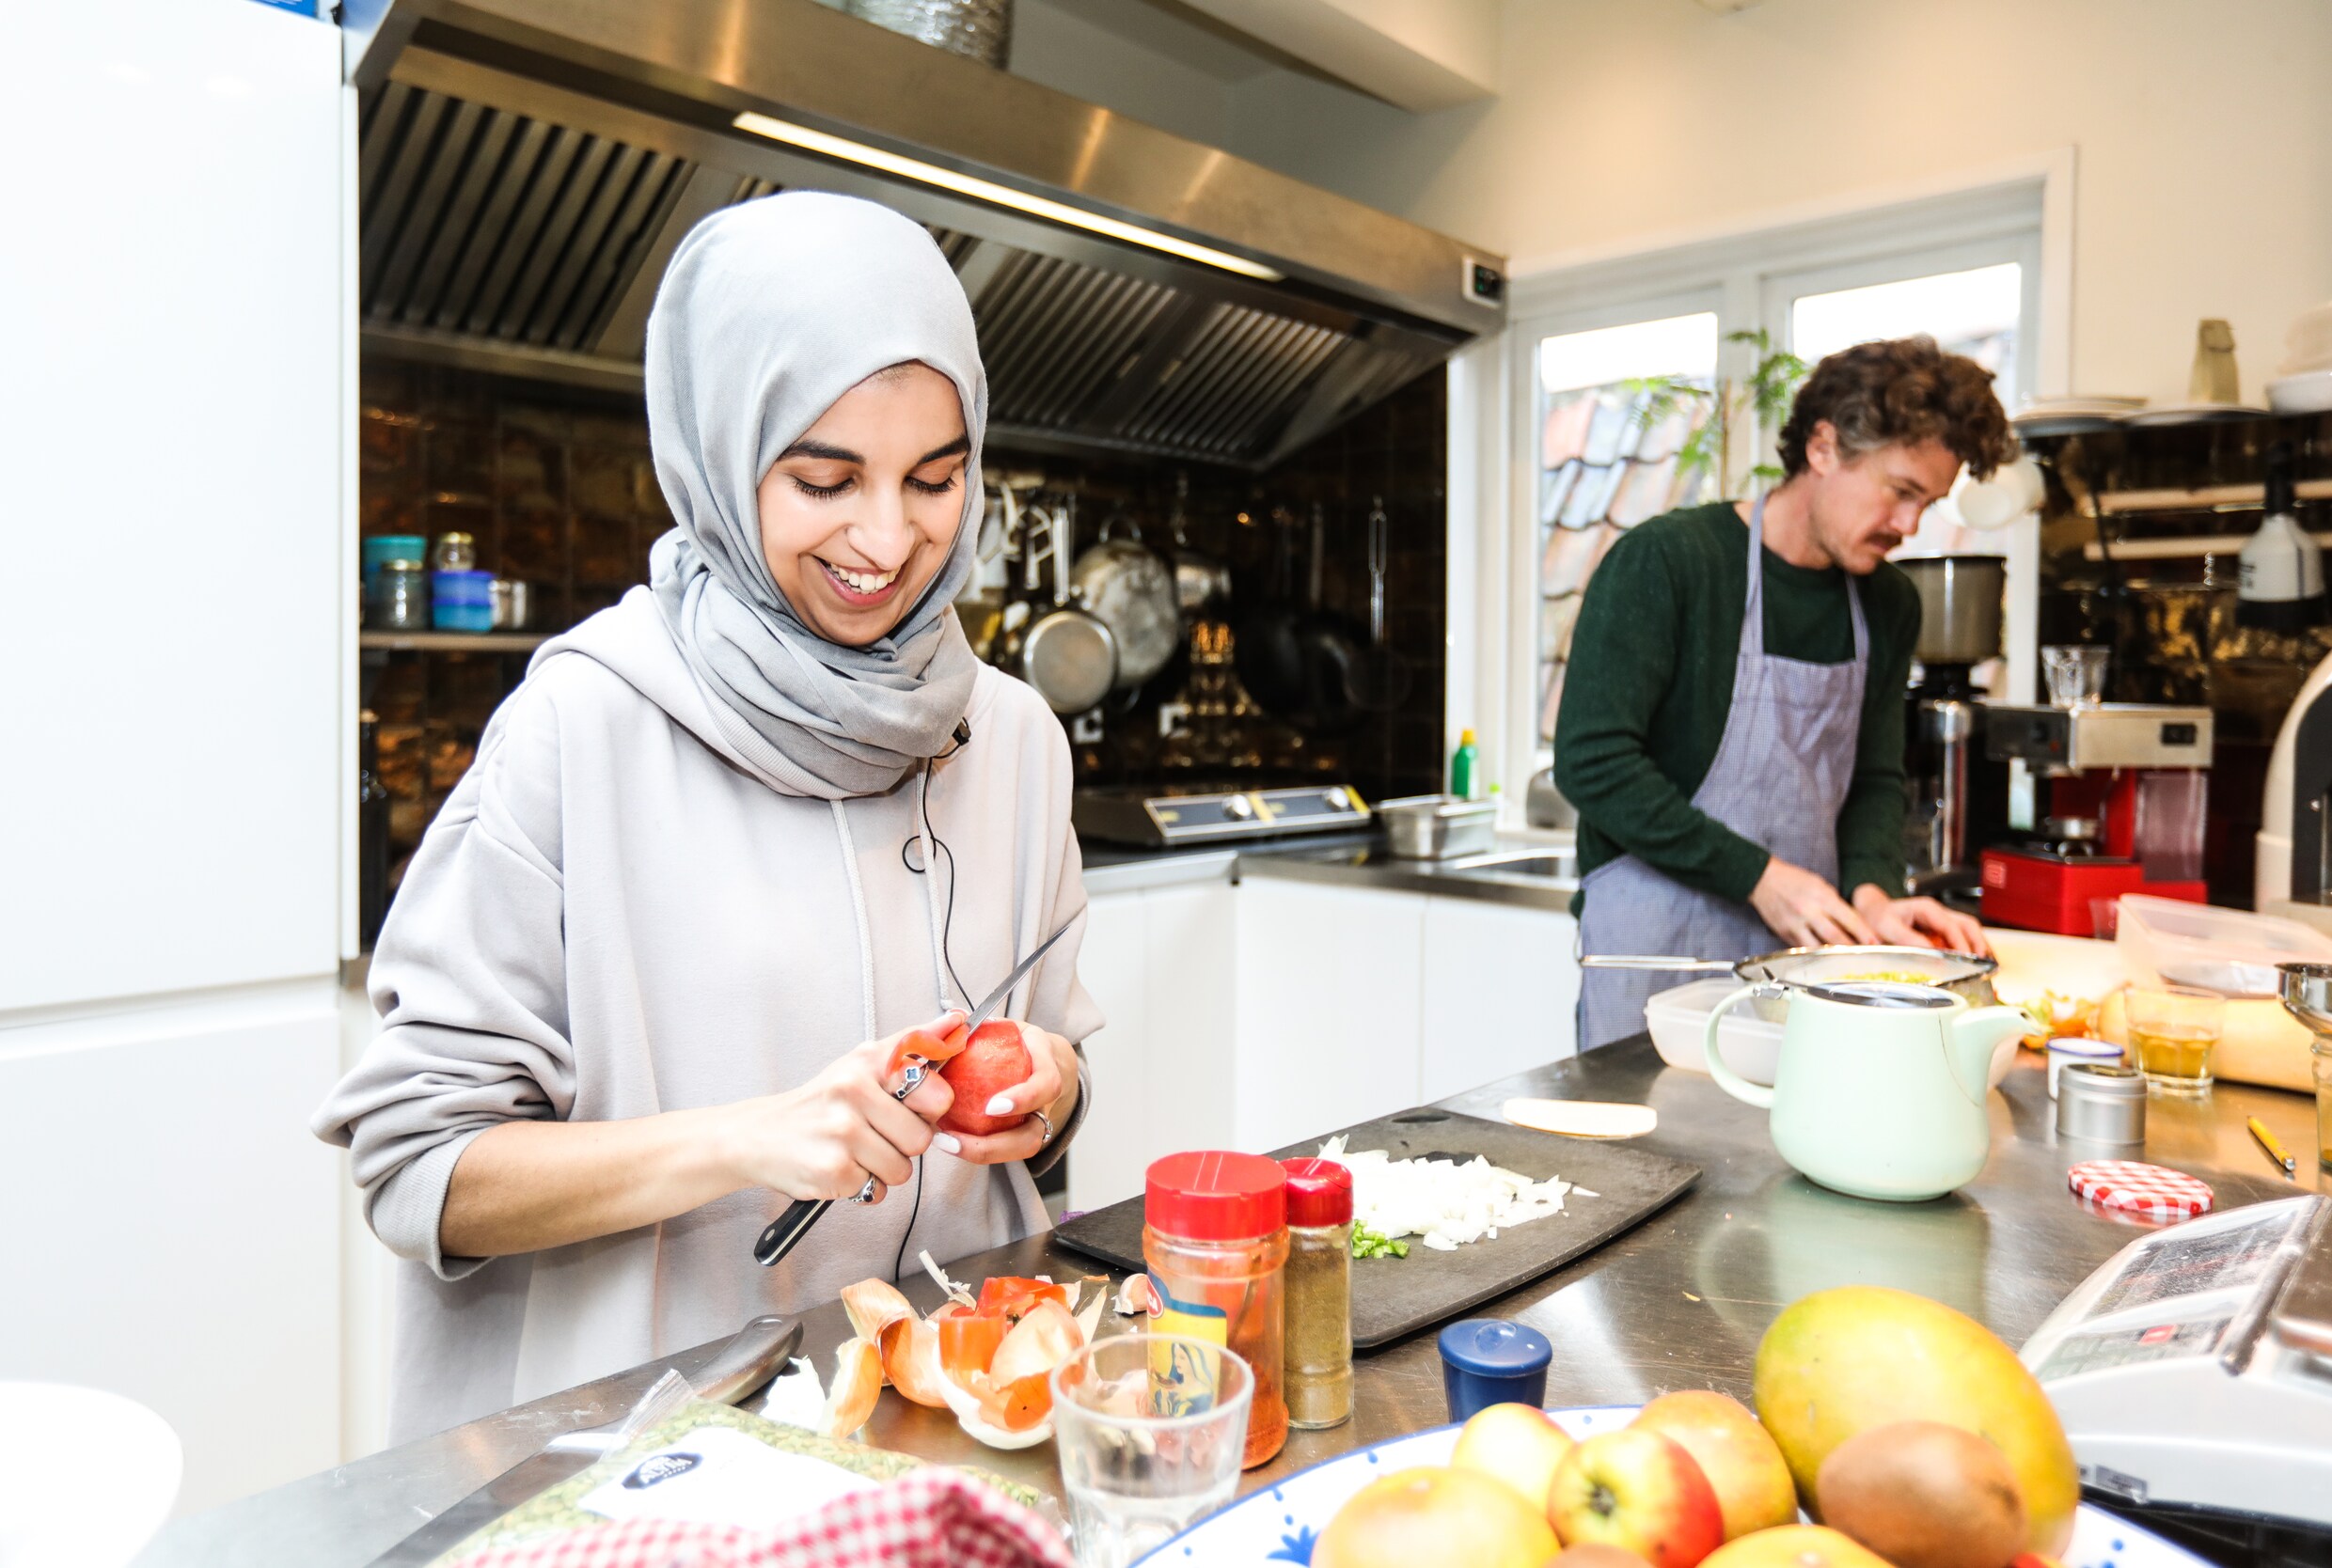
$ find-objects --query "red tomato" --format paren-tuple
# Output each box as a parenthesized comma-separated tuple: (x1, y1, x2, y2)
(975, 1277, 1070, 1322)
(938, 1313, 1007, 1379)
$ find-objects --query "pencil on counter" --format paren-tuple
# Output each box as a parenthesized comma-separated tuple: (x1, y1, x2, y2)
(2247, 1116, 2297, 1179)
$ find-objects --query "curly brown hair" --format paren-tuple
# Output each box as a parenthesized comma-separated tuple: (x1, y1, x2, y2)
(1776, 335, 2017, 481)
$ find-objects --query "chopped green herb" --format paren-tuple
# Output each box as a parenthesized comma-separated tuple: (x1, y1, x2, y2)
(1350, 1225, 1409, 1260)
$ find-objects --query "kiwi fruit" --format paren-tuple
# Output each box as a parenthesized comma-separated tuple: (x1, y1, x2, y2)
(1816, 1419, 2026, 1568)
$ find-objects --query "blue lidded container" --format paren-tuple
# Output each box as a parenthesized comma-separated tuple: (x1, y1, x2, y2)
(1437, 1318, 1552, 1422)
(432, 569, 496, 633)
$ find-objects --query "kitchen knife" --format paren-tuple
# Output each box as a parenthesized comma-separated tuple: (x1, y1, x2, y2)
(365, 1313, 801, 1566)
(753, 914, 1079, 1268)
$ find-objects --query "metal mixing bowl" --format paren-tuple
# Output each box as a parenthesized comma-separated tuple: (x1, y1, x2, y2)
(1734, 945, 1999, 1023)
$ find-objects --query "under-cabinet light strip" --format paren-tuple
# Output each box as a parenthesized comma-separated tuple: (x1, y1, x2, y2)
(732, 110, 1284, 282)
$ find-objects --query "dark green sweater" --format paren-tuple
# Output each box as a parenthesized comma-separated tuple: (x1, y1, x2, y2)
(1553, 501, 1918, 915)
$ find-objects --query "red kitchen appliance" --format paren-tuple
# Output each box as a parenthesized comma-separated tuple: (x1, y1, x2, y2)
(1980, 704, 2214, 934)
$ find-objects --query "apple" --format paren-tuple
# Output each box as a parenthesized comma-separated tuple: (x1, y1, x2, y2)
(937, 1020, 1032, 1137)
(1548, 1429, 1725, 1568)
(1554, 1548, 1657, 1568)
(1314, 1466, 1560, 1568)
(1632, 1391, 1798, 1540)
(1450, 1402, 1576, 1515)
(1699, 1526, 1890, 1568)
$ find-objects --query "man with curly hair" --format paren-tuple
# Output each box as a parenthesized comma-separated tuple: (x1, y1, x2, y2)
(1558, 336, 2016, 1049)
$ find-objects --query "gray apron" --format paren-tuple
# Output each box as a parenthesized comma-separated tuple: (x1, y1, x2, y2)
(1576, 496, 1868, 1049)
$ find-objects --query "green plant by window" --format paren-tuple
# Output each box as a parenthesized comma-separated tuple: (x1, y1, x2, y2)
(1625, 329, 1808, 496)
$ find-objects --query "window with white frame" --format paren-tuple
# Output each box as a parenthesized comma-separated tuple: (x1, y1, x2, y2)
(1501, 180, 2051, 792)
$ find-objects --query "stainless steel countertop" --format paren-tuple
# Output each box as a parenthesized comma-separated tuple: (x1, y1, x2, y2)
(1080, 831, 1578, 910)
(142, 1042, 2321, 1566)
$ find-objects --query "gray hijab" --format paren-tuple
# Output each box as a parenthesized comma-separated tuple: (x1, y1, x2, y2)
(642, 190, 985, 800)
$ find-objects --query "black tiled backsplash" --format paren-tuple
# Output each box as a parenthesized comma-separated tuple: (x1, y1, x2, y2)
(359, 357, 1448, 888)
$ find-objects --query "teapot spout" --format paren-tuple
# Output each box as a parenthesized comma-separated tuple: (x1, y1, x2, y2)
(1946, 1006, 2029, 1104)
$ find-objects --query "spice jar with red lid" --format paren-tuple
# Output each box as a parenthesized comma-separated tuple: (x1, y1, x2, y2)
(1279, 1156, 1354, 1429)
(1143, 1152, 1289, 1467)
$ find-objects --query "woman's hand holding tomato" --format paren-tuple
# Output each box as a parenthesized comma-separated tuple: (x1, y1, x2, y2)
(938, 1020, 1079, 1167)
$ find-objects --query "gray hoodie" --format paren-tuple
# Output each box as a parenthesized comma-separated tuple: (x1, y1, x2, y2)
(314, 590, 1101, 1442)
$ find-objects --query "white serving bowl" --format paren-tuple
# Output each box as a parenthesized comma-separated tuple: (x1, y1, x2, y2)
(1647, 973, 2016, 1090)
(2267, 368, 2332, 415)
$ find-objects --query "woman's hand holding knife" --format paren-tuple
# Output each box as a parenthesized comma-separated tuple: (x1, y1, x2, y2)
(718, 1011, 965, 1207)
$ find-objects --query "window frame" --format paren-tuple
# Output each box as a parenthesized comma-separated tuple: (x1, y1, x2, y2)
(1483, 171, 2065, 815)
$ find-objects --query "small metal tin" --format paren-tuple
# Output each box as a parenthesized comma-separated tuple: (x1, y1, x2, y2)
(2056, 1061, 2148, 1146)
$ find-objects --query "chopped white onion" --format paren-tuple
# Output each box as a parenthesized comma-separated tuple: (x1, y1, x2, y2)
(1317, 1134, 1589, 1251)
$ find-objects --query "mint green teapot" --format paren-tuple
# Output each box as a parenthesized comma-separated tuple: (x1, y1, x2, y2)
(1702, 979, 2030, 1201)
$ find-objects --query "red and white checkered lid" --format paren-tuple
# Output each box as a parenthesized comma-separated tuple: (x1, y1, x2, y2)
(2068, 1159, 2214, 1220)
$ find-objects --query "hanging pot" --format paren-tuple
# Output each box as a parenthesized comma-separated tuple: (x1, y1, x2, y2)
(1071, 510, 1180, 691)
(1165, 473, 1232, 618)
(1010, 499, 1117, 715)
(1235, 506, 1309, 719)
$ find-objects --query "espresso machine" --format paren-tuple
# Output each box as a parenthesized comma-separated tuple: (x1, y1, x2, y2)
(1980, 698, 2215, 933)
(1900, 556, 2006, 896)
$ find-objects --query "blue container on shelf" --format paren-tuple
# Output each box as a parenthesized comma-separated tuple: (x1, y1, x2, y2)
(431, 569, 496, 633)
(1437, 1318, 1552, 1421)
(363, 535, 428, 593)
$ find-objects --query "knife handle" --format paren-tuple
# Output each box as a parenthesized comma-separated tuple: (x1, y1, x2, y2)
(689, 1313, 800, 1405)
(754, 1198, 829, 1268)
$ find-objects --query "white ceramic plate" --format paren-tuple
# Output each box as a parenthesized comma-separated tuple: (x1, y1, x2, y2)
(0, 1383, 182, 1568)
(2119, 402, 2270, 426)
(1143, 1406, 2207, 1567)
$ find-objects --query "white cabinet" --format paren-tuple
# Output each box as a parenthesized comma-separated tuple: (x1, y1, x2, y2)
(1420, 898, 1579, 1102)
(1232, 881, 1426, 1152)
(0, 990, 343, 1513)
(1066, 882, 1237, 1212)
(1067, 870, 1579, 1205)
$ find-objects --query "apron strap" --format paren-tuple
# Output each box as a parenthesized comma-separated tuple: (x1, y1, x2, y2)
(1746, 492, 1873, 665)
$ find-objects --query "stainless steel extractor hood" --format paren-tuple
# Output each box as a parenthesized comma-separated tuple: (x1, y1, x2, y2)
(342, 0, 1505, 469)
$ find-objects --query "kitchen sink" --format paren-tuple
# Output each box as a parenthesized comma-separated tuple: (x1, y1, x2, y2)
(1444, 848, 1578, 881)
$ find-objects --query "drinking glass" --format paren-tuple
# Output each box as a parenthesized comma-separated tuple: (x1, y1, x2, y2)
(1051, 1333, 1253, 1568)
(2042, 644, 2110, 708)
(2124, 983, 2225, 1097)
(2090, 897, 2122, 940)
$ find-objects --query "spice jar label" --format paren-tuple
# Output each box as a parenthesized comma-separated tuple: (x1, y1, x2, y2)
(1147, 1272, 1230, 1406)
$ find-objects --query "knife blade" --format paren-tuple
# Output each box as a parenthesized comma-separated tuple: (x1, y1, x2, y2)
(753, 914, 1079, 1268)
(366, 1314, 801, 1566)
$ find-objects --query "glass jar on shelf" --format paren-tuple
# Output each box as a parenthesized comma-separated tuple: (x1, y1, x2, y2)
(432, 531, 478, 572)
(370, 560, 430, 632)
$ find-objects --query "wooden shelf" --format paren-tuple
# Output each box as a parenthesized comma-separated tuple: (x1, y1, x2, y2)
(359, 631, 550, 653)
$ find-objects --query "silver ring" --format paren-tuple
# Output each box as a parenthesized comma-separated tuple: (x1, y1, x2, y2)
(1032, 1108, 1054, 1145)
(849, 1176, 879, 1204)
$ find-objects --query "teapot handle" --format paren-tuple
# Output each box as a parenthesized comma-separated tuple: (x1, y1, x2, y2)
(1703, 985, 1775, 1108)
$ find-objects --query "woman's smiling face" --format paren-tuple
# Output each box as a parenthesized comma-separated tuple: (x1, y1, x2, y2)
(756, 361, 969, 647)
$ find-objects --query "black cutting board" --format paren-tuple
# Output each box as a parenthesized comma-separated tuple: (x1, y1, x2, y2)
(1052, 1107, 1701, 1350)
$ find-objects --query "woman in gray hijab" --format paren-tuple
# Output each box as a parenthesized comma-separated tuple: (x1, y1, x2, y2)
(316, 192, 1103, 1442)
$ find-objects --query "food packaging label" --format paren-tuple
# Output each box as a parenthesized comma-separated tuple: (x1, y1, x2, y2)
(576, 1424, 873, 1529)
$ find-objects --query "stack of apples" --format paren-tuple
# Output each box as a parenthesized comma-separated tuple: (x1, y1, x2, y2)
(1313, 1286, 2082, 1568)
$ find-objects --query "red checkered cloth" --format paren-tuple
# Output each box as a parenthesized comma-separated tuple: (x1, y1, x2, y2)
(448, 1469, 1076, 1568)
(2068, 1159, 2214, 1220)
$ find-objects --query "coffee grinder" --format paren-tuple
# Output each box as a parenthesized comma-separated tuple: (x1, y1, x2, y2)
(1899, 556, 2006, 897)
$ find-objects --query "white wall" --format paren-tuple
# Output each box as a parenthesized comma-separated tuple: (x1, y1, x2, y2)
(1214, 0, 2332, 406)
(0, 0, 350, 1516)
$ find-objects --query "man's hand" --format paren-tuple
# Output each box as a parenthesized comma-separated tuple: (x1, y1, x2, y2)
(1750, 857, 1879, 948)
(1851, 886, 1992, 956)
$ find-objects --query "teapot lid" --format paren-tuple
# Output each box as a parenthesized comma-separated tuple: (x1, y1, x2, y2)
(1800, 980, 1958, 1010)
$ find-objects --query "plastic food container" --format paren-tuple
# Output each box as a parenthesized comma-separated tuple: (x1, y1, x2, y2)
(1647, 977, 1785, 1085)
(1647, 975, 2018, 1090)
(2117, 894, 2332, 996)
